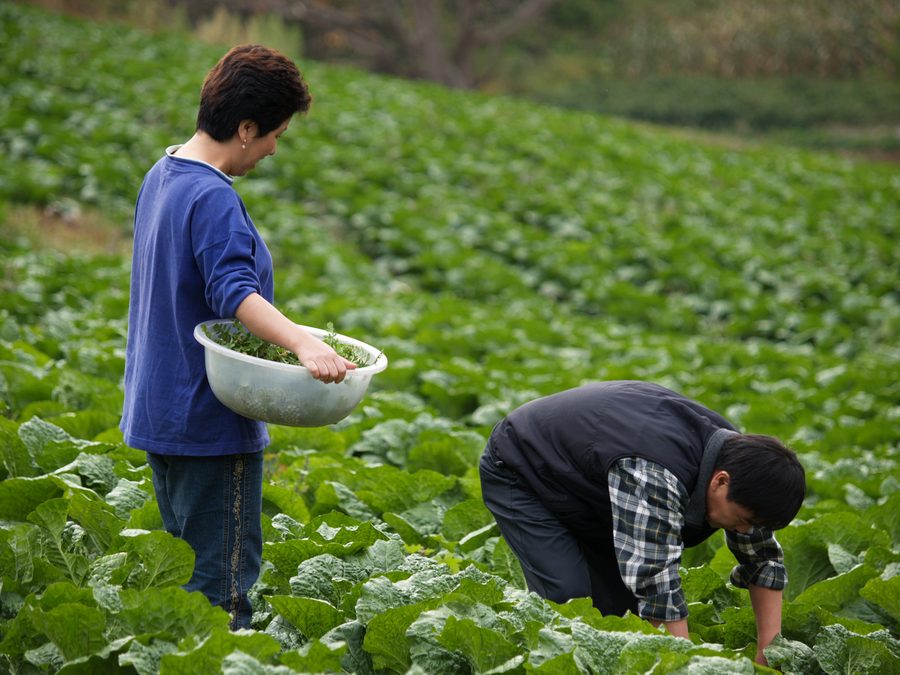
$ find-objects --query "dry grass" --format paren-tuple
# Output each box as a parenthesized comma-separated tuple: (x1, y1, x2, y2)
(0, 203, 132, 256)
(19, 0, 302, 56)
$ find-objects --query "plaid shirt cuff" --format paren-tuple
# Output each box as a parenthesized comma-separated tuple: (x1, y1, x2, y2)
(638, 588, 689, 622)
(726, 529, 787, 590)
(730, 560, 787, 590)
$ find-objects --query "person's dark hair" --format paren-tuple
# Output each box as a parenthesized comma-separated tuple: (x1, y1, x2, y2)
(197, 44, 312, 141)
(715, 433, 806, 530)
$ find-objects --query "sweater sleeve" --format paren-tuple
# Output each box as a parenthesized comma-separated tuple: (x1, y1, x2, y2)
(191, 187, 263, 318)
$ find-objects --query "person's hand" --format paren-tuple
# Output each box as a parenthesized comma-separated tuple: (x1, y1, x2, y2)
(754, 647, 768, 667)
(652, 618, 690, 640)
(294, 338, 357, 383)
(233, 295, 359, 383)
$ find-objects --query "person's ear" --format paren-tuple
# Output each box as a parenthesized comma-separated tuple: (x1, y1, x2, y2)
(237, 120, 259, 145)
(710, 470, 730, 491)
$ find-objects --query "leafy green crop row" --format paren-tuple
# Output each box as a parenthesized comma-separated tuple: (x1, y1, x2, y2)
(2, 5, 897, 356)
(1, 3, 898, 673)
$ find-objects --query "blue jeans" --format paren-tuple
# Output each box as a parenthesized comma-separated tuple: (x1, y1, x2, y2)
(147, 451, 263, 629)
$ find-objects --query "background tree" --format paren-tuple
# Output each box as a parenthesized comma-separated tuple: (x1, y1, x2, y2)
(21, 0, 900, 158)
(256, 0, 560, 88)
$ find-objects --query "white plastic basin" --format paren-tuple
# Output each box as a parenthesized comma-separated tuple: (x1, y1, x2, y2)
(193, 320, 387, 427)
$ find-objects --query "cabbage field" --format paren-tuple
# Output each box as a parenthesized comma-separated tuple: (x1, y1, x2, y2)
(1, 3, 899, 673)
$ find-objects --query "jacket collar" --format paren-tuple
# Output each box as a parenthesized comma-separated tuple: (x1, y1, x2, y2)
(684, 428, 738, 528)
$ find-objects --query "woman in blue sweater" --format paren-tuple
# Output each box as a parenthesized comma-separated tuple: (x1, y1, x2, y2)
(120, 45, 356, 629)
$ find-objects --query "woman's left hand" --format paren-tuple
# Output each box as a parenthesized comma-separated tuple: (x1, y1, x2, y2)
(294, 338, 357, 383)
(234, 293, 358, 384)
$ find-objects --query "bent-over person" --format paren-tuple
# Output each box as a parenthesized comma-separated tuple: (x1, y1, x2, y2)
(479, 380, 805, 666)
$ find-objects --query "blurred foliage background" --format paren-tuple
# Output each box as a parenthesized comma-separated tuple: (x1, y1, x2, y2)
(20, 0, 900, 161)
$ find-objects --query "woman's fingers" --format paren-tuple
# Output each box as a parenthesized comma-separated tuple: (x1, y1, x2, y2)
(308, 356, 353, 383)
(324, 358, 340, 382)
(298, 341, 361, 384)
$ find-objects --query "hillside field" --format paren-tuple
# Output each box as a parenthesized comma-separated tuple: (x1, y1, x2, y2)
(0, 4, 898, 673)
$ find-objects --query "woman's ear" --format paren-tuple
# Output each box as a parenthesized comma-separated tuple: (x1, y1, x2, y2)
(237, 120, 259, 144)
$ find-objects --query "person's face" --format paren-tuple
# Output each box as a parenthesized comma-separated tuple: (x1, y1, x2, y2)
(705, 470, 758, 533)
(235, 119, 290, 175)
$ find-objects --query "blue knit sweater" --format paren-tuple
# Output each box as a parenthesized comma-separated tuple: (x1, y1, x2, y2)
(120, 148, 273, 455)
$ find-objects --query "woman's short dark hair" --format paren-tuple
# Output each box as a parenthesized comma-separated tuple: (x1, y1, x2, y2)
(715, 434, 806, 530)
(197, 44, 312, 141)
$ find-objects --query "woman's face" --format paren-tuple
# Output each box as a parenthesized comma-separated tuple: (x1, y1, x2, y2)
(235, 119, 291, 175)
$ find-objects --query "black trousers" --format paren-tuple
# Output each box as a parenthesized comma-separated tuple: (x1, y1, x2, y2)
(479, 444, 638, 616)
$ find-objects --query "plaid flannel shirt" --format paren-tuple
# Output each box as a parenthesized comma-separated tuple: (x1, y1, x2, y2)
(608, 456, 787, 622)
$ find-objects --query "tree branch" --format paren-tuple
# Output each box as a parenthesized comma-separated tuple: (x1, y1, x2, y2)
(256, 0, 560, 89)
(276, 0, 380, 31)
(475, 0, 559, 45)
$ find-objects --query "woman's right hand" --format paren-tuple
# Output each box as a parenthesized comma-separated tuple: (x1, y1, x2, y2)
(293, 336, 357, 383)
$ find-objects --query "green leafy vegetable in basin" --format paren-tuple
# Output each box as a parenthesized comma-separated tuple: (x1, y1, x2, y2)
(204, 320, 372, 367)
